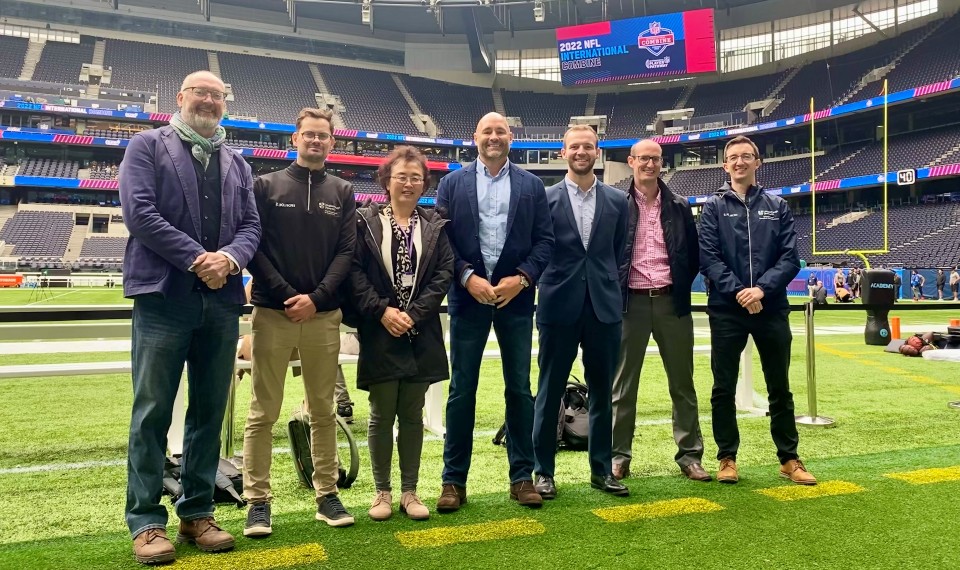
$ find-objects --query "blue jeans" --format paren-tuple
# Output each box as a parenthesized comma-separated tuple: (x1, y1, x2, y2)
(442, 308, 536, 486)
(125, 291, 240, 537)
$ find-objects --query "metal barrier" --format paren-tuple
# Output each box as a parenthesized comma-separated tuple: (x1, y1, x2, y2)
(1, 303, 817, 453)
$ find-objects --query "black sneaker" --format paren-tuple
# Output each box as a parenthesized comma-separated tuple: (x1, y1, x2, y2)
(316, 494, 355, 527)
(336, 403, 354, 424)
(243, 502, 272, 538)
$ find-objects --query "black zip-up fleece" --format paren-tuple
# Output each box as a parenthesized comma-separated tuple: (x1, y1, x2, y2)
(248, 162, 357, 311)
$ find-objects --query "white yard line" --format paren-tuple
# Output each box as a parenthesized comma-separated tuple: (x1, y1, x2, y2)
(25, 290, 81, 306)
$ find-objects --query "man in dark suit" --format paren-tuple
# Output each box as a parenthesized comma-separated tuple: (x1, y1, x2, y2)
(436, 112, 554, 512)
(532, 125, 629, 499)
(120, 71, 260, 564)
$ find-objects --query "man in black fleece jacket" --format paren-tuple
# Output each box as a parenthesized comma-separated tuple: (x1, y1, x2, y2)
(242, 108, 358, 533)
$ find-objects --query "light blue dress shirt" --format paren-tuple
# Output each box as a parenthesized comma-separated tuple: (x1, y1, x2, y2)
(461, 160, 512, 286)
(564, 175, 597, 250)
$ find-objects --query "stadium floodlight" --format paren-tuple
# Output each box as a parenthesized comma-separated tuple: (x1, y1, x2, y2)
(533, 0, 544, 22)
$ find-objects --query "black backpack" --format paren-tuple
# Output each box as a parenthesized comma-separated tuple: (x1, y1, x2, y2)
(161, 455, 246, 508)
(493, 377, 590, 450)
(558, 379, 589, 450)
(287, 405, 359, 490)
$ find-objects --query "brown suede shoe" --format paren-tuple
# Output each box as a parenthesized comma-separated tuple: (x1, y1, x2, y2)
(681, 462, 713, 482)
(509, 480, 543, 508)
(436, 484, 467, 513)
(177, 517, 235, 553)
(612, 463, 630, 480)
(780, 459, 817, 485)
(717, 458, 739, 484)
(133, 528, 176, 565)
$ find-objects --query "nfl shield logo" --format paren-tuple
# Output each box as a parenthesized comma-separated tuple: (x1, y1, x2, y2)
(637, 21, 675, 57)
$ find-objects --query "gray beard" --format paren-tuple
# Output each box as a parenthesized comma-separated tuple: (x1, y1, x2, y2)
(182, 108, 220, 132)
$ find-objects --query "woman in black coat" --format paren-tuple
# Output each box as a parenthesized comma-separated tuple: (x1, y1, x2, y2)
(349, 145, 453, 522)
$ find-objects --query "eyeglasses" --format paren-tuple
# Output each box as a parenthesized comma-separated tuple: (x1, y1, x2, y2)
(391, 175, 424, 185)
(181, 87, 225, 101)
(630, 155, 663, 164)
(299, 131, 332, 142)
(725, 153, 757, 164)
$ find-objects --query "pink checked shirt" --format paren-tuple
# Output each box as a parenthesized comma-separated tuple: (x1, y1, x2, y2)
(628, 186, 673, 289)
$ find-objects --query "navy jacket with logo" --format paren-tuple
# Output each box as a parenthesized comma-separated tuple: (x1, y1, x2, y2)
(698, 182, 800, 312)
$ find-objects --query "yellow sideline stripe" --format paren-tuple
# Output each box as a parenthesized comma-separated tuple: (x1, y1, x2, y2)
(170, 543, 327, 569)
(592, 497, 723, 523)
(755, 480, 865, 501)
(885, 466, 960, 485)
(816, 343, 959, 394)
(395, 518, 544, 548)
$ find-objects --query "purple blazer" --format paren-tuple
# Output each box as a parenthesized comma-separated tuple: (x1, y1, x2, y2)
(120, 126, 260, 304)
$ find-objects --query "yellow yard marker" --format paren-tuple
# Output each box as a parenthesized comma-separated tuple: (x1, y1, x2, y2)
(171, 543, 326, 570)
(593, 497, 723, 523)
(756, 480, 864, 501)
(885, 466, 960, 485)
(396, 518, 544, 549)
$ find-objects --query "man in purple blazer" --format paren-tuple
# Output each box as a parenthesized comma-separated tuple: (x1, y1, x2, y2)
(120, 70, 260, 565)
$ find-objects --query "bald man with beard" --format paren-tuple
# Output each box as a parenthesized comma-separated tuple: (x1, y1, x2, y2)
(435, 112, 554, 512)
(610, 139, 709, 483)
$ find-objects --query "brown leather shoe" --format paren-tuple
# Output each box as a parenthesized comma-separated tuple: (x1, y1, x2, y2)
(177, 517, 234, 553)
(612, 463, 630, 480)
(436, 484, 467, 513)
(133, 528, 176, 565)
(717, 458, 739, 484)
(681, 462, 712, 482)
(509, 480, 543, 508)
(780, 459, 817, 486)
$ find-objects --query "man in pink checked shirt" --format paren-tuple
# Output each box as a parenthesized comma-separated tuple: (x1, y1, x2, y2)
(610, 139, 710, 483)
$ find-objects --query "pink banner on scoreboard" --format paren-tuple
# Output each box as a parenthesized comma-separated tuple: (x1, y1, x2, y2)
(683, 9, 717, 74)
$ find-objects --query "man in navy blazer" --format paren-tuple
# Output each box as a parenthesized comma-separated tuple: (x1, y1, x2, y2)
(120, 71, 260, 564)
(436, 112, 554, 512)
(533, 126, 630, 498)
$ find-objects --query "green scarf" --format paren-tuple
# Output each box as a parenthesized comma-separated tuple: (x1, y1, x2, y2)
(170, 112, 226, 170)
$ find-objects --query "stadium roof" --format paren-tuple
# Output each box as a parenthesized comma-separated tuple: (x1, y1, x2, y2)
(17, 0, 779, 36)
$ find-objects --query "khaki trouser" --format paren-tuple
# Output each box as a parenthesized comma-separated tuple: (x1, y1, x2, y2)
(243, 307, 342, 500)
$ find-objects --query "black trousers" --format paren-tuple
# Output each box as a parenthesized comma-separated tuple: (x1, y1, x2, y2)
(708, 308, 799, 465)
(533, 291, 620, 478)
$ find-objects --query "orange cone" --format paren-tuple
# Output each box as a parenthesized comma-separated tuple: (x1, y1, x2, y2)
(891, 316, 901, 340)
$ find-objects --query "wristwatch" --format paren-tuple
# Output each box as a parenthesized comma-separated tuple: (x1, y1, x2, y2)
(519, 274, 530, 288)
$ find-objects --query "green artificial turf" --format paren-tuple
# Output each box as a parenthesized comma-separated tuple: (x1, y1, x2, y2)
(1, 289, 959, 569)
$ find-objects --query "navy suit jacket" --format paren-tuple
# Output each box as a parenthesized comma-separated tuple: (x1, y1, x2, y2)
(436, 160, 554, 318)
(536, 180, 628, 326)
(119, 126, 261, 304)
